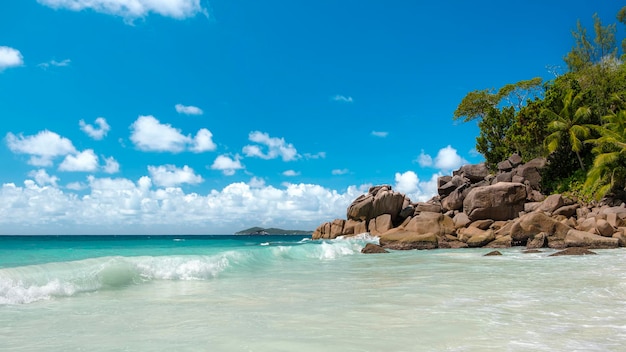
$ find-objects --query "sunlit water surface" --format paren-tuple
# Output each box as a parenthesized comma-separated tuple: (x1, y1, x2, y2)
(2, 235, 626, 351)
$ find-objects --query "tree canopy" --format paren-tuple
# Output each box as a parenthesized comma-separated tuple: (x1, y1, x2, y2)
(454, 7, 626, 201)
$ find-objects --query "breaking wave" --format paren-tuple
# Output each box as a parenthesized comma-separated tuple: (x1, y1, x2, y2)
(0, 234, 378, 305)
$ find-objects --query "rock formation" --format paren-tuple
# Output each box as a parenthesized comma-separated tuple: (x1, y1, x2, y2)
(312, 154, 626, 252)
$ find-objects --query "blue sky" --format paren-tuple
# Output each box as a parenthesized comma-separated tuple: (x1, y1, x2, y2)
(0, 1, 623, 234)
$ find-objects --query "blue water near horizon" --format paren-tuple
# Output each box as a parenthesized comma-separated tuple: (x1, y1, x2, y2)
(3, 234, 626, 351)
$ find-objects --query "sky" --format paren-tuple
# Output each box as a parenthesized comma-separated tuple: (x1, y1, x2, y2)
(0, 1, 624, 235)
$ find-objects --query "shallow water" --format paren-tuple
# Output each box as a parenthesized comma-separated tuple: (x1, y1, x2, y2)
(2, 235, 626, 351)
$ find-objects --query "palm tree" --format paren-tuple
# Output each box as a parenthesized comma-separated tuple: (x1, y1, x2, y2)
(542, 90, 592, 170)
(585, 109, 626, 199)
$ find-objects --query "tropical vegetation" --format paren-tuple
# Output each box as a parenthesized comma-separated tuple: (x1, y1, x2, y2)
(454, 6, 626, 202)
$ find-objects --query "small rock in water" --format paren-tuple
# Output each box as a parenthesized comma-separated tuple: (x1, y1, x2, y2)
(549, 247, 597, 256)
(484, 250, 502, 256)
(361, 243, 389, 254)
(523, 249, 542, 254)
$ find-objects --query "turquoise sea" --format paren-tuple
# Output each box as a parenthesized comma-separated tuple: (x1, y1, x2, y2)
(2, 234, 626, 351)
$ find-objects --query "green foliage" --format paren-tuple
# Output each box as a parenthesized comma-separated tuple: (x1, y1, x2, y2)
(584, 110, 626, 199)
(452, 9, 626, 201)
(542, 89, 592, 170)
(564, 14, 617, 72)
(475, 107, 516, 170)
(508, 99, 550, 160)
(453, 89, 499, 122)
(453, 78, 543, 122)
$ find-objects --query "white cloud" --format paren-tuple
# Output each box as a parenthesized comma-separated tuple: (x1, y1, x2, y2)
(37, 0, 208, 21)
(0, 177, 370, 235)
(66, 181, 87, 191)
(59, 149, 99, 172)
(103, 156, 120, 174)
(211, 155, 244, 176)
(242, 131, 299, 161)
(394, 171, 419, 195)
(5, 130, 77, 166)
(28, 169, 59, 187)
(371, 131, 388, 138)
(80, 117, 110, 140)
(130, 115, 189, 152)
(394, 171, 439, 203)
(304, 152, 326, 159)
(415, 146, 468, 172)
(190, 128, 216, 152)
(248, 177, 266, 188)
(283, 170, 300, 177)
(0, 46, 23, 71)
(148, 165, 203, 187)
(129, 115, 215, 153)
(332, 95, 353, 103)
(332, 168, 349, 175)
(416, 150, 433, 167)
(38, 59, 71, 69)
(175, 104, 203, 115)
(434, 145, 467, 171)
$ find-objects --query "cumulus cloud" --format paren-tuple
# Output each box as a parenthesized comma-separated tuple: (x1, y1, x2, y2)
(415, 145, 468, 172)
(80, 117, 110, 140)
(190, 128, 216, 152)
(103, 156, 120, 174)
(38, 58, 71, 69)
(332, 169, 349, 175)
(0, 177, 369, 235)
(5, 130, 76, 166)
(0, 46, 23, 71)
(371, 131, 388, 138)
(242, 131, 299, 161)
(434, 145, 468, 171)
(37, 0, 208, 21)
(211, 155, 244, 176)
(416, 150, 433, 167)
(175, 104, 203, 115)
(394, 171, 439, 202)
(28, 169, 59, 187)
(59, 149, 99, 172)
(129, 115, 215, 153)
(332, 95, 353, 103)
(148, 164, 203, 187)
(282, 170, 300, 177)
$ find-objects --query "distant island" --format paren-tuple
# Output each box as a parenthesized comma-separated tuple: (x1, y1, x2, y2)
(235, 227, 313, 235)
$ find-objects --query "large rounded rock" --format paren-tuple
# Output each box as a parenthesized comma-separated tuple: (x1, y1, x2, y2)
(549, 247, 597, 256)
(565, 229, 619, 248)
(463, 182, 527, 221)
(346, 185, 406, 223)
(371, 188, 406, 222)
(404, 212, 455, 236)
(510, 212, 571, 246)
(368, 214, 393, 236)
(379, 231, 438, 250)
(458, 163, 490, 183)
(538, 194, 564, 214)
(361, 243, 389, 254)
(466, 229, 495, 248)
(312, 221, 331, 239)
(347, 194, 374, 221)
(513, 157, 546, 189)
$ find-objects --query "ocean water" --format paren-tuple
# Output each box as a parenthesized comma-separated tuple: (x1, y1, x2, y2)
(2, 235, 626, 351)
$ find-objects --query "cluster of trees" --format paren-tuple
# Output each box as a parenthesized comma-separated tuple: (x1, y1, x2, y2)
(454, 7, 626, 202)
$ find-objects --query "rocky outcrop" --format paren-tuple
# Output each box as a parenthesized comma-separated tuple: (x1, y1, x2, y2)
(313, 155, 626, 253)
(549, 247, 597, 256)
(463, 182, 526, 221)
(361, 243, 389, 254)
